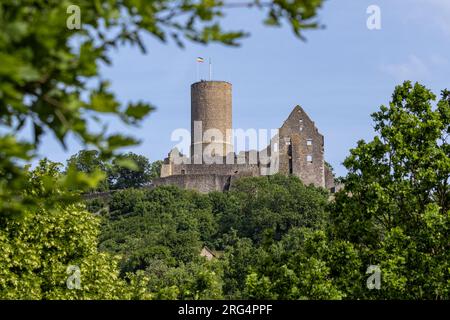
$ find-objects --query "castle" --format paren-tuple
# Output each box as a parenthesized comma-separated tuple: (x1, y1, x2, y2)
(152, 80, 336, 193)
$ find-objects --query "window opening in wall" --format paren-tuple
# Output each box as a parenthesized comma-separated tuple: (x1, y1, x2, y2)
(284, 137, 291, 145)
(288, 144, 293, 174)
(306, 155, 313, 163)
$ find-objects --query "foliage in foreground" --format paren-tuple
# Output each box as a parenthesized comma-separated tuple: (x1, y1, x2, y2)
(0, 0, 325, 298)
(331, 81, 450, 299)
(96, 174, 354, 299)
(94, 82, 449, 300)
(0, 160, 150, 299)
(0, 0, 324, 216)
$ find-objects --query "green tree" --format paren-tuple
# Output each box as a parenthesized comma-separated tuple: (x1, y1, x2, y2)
(215, 174, 329, 244)
(234, 228, 357, 300)
(150, 160, 163, 180)
(207, 175, 352, 299)
(331, 81, 450, 299)
(0, 160, 150, 299)
(99, 186, 216, 270)
(148, 258, 223, 300)
(108, 152, 152, 189)
(0, 0, 324, 216)
(66, 150, 109, 191)
(98, 185, 225, 298)
(0, 0, 326, 299)
(220, 235, 261, 298)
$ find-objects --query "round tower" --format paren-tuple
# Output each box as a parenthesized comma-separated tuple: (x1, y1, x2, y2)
(191, 81, 233, 160)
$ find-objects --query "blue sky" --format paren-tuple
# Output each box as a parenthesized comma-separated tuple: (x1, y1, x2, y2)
(37, 0, 450, 177)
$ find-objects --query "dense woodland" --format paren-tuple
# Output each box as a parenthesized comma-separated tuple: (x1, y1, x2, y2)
(2, 81, 449, 299)
(0, 1, 449, 299)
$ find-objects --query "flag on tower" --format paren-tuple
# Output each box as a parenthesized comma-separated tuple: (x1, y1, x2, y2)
(196, 57, 204, 63)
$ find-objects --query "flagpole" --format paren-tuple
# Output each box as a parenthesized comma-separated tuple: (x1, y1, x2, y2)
(196, 61, 199, 81)
(209, 58, 212, 81)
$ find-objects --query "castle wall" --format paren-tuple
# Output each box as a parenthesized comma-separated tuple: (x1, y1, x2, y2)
(278, 106, 325, 188)
(158, 82, 334, 193)
(171, 163, 260, 176)
(152, 174, 232, 193)
(324, 165, 335, 191)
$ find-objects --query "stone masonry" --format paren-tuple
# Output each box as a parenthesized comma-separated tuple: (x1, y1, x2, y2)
(152, 80, 336, 193)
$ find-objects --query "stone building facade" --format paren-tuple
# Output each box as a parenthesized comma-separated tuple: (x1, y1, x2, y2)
(152, 80, 336, 193)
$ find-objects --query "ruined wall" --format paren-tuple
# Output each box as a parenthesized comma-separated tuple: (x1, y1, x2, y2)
(324, 165, 335, 191)
(160, 105, 329, 190)
(152, 174, 232, 193)
(159, 79, 333, 192)
(172, 163, 260, 176)
(278, 106, 325, 188)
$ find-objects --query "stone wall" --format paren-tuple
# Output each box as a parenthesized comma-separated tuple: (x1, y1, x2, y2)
(159, 80, 335, 192)
(191, 81, 233, 158)
(278, 106, 325, 187)
(324, 165, 335, 191)
(152, 174, 232, 193)
(172, 163, 260, 176)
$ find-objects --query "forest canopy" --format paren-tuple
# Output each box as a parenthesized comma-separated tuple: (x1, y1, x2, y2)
(0, 1, 448, 300)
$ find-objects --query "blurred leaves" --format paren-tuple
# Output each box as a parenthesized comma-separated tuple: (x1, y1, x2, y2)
(0, 0, 323, 217)
(0, 160, 151, 299)
(0, 0, 325, 299)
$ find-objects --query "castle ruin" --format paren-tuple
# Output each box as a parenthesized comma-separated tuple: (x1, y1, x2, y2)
(152, 80, 335, 193)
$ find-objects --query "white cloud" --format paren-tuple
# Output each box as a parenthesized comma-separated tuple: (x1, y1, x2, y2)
(381, 55, 430, 81)
(380, 54, 449, 81)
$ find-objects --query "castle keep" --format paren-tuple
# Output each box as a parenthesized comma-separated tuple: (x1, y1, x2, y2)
(153, 80, 335, 193)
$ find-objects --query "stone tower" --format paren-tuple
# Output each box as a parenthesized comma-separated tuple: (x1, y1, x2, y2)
(155, 81, 337, 193)
(190, 81, 233, 162)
